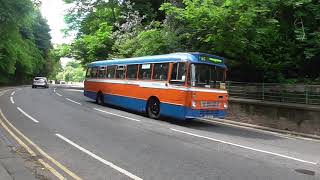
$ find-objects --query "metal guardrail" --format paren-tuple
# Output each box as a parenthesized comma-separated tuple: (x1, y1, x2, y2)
(226, 81, 320, 105)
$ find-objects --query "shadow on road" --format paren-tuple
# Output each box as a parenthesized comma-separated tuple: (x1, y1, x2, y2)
(89, 100, 282, 140)
(167, 118, 282, 140)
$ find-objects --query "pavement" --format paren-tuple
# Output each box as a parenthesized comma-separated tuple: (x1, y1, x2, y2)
(0, 86, 319, 179)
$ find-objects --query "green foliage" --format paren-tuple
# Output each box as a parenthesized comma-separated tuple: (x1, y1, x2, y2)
(56, 60, 85, 82)
(0, 0, 53, 85)
(64, 0, 320, 83)
(160, 0, 320, 82)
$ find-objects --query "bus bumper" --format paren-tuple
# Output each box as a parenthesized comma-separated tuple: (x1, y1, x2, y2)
(185, 108, 226, 119)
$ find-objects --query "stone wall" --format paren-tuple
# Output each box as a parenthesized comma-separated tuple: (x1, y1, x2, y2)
(227, 98, 320, 136)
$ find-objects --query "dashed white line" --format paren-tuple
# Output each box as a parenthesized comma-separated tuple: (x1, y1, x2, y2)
(170, 128, 318, 165)
(55, 134, 143, 180)
(65, 98, 82, 105)
(56, 93, 62, 96)
(93, 108, 140, 122)
(11, 91, 15, 96)
(53, 88, 56, 93)
(10, 97, 14, 104)
(17, 107, 39, 123)
(65, 89, 84, 92)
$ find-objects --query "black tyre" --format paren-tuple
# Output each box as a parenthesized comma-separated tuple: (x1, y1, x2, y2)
(96, 92, 104, 105)
(147, 98, 161, 119)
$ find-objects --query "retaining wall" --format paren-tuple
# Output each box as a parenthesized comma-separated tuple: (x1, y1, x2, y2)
(227, 98, 320, 136)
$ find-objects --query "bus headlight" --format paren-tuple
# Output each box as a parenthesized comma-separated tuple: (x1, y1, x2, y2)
(192, 101, 196, 108)
(223, 103, 228, 109)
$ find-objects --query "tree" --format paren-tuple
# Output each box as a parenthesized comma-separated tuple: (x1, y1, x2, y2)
(63, 0, 320, 83)
(0, 0, 53, 85)
(160, 0, 320, 82)
(56, 60, 85, 82)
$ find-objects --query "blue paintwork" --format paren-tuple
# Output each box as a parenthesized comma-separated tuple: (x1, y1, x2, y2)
(84, 90, 226, 120)
(104, 94, 146, 112)
(160, 103, 187, 119)
(185, 108, 226, 119)
(84, 90, 97, 100)
(87, 52, 227, 69)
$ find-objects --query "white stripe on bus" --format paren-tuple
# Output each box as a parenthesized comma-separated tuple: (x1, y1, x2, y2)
(86, 79, 227, 93)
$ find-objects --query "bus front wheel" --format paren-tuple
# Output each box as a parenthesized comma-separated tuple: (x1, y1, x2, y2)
(147, 97, 160, 119)
(96, 92, 104, 105)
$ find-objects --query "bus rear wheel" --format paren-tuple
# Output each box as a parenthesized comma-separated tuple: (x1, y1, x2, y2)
(147, 98, 160, 119)
(96, 92, 104, 105)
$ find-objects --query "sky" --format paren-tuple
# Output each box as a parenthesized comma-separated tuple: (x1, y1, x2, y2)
(40, 0, 75, 67)
(40, 0, 74, 45)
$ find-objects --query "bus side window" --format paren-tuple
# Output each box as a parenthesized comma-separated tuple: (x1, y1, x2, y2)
(153, 63, 169, 81)
(106, 65, 116, 79)
(138, 64, 151, 80)
(91, 67, 98, 78)
(98, 67, 106, 78)
(170, 62, 186, 85)
(126, 65, 138, 80)
(86, 68, 92, 78)
(116, 65, 126, 79)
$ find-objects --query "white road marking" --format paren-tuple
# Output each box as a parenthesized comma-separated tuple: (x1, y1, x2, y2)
(65, 89, 84, 92)
(10, 97, 14, 104)
(170, 128, 318, 165)
(0, 89, 10, 97)
(93, 108, 140, 122)
(200, 118, 297, 140)
(53, 88, 56, 92)
(17, 107, 39, 123)
(65, 98, 82, 105)
(55, 134, 143, 180)
(56, 93, 62, 96)
(11, 91, 15, 96)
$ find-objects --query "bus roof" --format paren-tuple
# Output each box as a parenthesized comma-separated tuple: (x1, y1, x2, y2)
(87, 52, 227, 68)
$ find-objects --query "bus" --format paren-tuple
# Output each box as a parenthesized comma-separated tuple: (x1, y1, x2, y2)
(84, 52, 228, 120)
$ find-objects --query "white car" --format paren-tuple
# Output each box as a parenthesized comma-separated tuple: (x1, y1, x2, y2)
(32, 77, 49, 88)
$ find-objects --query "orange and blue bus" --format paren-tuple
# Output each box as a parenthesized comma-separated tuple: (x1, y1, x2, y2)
(84, 52, 228, 120)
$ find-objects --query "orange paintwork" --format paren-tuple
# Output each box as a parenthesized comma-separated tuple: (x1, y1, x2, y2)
(84, 80, 228, 110)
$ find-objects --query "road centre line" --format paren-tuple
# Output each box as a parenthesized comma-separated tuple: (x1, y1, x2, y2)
(65, 98, 82, 105)
(56, 93, 62, 96)
(11, 91, 15, 96)
(17, 107, 39, 123)
(10, 97, 14, 104)
(93, 108, 140, 122)
(56, 133, 143, 180)
(170, 128, 318, 165)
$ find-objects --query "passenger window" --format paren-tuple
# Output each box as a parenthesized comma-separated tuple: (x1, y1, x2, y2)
(86, 68, 92, 78)
(106, 65, 116, 79)
(153, 63, 169, 81)
(126, 65, 138, 79)
(90, 67, 98, 78)
(138, 64, 151, 80)
(116, 65, 126, 79)
(98, 67, 106, 78)
(170, 63, 186, 85)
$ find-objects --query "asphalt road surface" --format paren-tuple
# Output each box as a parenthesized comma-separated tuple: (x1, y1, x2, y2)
(0, 86, 319, 180)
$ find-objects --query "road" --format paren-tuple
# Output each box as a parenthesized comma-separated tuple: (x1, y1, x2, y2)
(0, 86, 319, 180)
